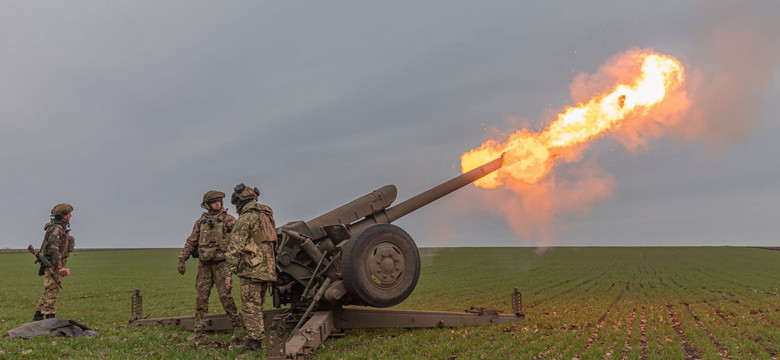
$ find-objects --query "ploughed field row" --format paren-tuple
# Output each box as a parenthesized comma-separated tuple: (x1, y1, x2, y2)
(0, 247, 778, 359)
(345, 247, 780, 359)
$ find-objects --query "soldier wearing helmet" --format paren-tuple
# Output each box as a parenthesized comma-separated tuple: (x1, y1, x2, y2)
(33, 203, 75, 321)
(177, 190, 242, 341)
(223, 183, 277, 352)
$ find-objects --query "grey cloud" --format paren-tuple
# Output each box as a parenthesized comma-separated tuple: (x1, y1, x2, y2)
(0, 1, 778, 249)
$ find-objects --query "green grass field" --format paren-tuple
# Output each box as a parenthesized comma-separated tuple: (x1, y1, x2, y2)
(1, 247, 778, 359)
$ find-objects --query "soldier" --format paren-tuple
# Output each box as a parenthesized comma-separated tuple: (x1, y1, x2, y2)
(224, 183, 277, 352)
(177, 191, 243, 341)
(33, 203, 75, 321)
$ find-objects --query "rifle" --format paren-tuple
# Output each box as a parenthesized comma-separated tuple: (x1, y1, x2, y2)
(28, 245, 62, 289)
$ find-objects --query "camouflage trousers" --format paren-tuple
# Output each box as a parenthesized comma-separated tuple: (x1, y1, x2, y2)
(37, 273, 62, 315)
(239, 277, 269, 341)
(194, 260, 242, 333)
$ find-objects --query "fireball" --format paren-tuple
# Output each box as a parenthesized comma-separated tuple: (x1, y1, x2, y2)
(462, 51, 685, 188)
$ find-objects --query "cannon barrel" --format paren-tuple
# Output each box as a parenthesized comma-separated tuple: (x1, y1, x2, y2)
(348, 154, 504, 233)
(303, 154, 504, 239)
(386, 154, 504, 222)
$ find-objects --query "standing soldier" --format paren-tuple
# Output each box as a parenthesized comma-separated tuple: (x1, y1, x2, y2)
(224, 183, 277, 352)
(177, 191, 243, 341)
(33, 203, 75, 321)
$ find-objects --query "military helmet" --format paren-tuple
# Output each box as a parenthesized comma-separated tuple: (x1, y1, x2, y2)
(202, 190, 226, 205)
(231, 183, 259, 205)
(51, 203, 73, 217)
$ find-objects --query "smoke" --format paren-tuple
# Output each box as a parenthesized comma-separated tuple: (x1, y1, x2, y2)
(609, 6, 780, 156)
(569, 50, 647, 104)
(488, 161, 615, 247)
(607, 4, 780, 151)
(431, 157, 615, 248)
(681, 4, 780, 150)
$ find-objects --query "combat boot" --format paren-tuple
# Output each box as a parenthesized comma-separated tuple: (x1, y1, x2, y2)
(233, 337, 263, 352)
(32, 310, 43, 322)
(247, 338, 264, 351)
(45, 314, 56, 319)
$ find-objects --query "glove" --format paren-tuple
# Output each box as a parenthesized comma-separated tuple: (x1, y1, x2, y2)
(177, 258, 186, 275)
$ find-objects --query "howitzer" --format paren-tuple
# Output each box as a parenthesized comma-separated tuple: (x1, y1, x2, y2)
(28, 245, 62, 289)
(274, 154, 504, 310)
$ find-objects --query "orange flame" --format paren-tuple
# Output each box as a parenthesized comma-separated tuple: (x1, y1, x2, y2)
(461, 51, 685, 188)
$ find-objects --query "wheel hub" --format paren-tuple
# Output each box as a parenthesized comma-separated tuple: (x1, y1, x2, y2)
(368, 243, 405, 287)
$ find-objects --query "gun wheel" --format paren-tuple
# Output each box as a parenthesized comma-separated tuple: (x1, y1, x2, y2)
(342, 224, 420, 308)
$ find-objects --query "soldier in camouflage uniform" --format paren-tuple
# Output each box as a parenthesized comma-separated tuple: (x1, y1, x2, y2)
(178, 191, 243, 341)
(33, 203, 75, 321)
(224, 183, 277, 352)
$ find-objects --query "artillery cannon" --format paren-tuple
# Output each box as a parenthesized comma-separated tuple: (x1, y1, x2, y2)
(275, 155, 504, 311)
(128, 155, 524, 359)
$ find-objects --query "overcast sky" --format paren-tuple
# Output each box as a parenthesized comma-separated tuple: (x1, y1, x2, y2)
(1, 1, 778, 249)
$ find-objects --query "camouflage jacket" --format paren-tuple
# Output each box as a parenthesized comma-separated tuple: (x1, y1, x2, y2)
(223, 200, 277, 281)
(40, 220, 73, 270)
(179, 209, 236, 261)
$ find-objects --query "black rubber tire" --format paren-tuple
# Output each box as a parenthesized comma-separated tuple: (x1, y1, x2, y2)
(341, 224, 421, 308)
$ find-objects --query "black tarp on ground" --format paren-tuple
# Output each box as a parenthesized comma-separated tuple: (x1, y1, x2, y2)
(3, 318, 99, 339)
